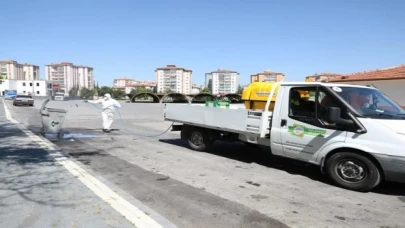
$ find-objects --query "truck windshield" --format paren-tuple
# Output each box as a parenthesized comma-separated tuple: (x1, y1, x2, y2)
(330, 86, 405, 119)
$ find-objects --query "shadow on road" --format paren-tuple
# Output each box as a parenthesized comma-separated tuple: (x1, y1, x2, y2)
(159, 139, 325, 180)
(159, 138, 405, 196)
(0, 118, 90, 208)
(372, 182, 405, 196)
(0, 145, 78, 208)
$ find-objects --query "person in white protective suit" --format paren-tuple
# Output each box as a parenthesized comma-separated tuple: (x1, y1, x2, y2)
(84, 93, 121, 133)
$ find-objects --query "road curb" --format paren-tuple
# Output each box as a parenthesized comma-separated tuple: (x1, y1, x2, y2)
(1, 98, 178, 228)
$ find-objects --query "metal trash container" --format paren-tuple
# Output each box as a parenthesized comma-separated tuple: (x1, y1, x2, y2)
(39, 99, 67, 138)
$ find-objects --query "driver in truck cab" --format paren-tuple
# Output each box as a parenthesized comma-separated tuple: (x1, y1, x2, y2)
(322, 89, 371, 108)
(348, 90, 373, 110)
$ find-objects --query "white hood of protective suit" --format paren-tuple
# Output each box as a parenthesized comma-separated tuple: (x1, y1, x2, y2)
(376, 119, 405, 135)
(104, 93, 111, 100)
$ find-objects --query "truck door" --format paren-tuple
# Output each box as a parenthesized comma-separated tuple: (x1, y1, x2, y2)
(277, 86, 347, 161)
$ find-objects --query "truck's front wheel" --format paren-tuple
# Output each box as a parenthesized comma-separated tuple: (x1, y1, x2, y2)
(325, 152, 381, 192)
(187, 128, 213, 152)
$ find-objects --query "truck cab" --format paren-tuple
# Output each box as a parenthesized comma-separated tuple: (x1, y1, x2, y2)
(164, 82, 405, 191)
(269, 82, 405, 191)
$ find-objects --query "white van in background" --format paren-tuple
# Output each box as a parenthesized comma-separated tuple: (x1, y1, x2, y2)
(54, 92, 68, 101)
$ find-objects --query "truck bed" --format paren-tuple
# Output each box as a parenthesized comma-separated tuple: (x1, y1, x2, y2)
(164, 104, 272, 137)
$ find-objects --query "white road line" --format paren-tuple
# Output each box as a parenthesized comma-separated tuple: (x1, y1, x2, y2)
(2, 99, 177, 228)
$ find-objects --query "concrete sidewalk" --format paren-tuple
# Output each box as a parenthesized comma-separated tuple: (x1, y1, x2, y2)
(0, 100, 135, 228)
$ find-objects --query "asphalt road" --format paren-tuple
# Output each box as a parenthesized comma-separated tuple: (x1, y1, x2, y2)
(5, 98, 405, 228)
(0, 100, 136, 228)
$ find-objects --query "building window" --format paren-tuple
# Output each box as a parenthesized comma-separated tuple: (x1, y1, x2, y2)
(30, 83, 32, 86)
(23, 83, 26, 86)
(36, 91, 40, 95)
(36, 83, 39, 86)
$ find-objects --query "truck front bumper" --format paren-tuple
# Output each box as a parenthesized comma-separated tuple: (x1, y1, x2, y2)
(374, 154, 405, 183)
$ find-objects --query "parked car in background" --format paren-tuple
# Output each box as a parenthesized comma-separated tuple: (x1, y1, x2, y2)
(13, 95, 34, 106)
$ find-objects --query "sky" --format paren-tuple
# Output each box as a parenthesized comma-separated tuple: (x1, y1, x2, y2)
(1, 0, 404, 87)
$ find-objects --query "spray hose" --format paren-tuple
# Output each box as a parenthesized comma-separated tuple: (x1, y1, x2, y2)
(85, 101, 174, 137)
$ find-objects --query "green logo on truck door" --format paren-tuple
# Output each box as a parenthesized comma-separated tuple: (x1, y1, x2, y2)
(288, 124, 326, 138)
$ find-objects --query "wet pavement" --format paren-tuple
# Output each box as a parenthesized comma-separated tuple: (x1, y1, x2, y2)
(0, 99, 136, 228)
(3, 98, 405, 228)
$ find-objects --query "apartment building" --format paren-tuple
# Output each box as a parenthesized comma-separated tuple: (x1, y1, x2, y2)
(305, 72, 342, 82)
(78, 66, 94, 89)
(205, 69, 239, 94)
(250, 70, 285, 83)
(155, 65, 192, 94)
(45, 62, 94, 95)
(23, 64, 40, 80)
(113, 77, 135, 87)
(191, 84, 201, 94)
(130, 80, 156, 90)
(113, 77, 157, 93)
(0, 60, 39, 80)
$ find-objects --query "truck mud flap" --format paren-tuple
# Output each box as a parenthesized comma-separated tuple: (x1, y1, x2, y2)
(180, 125, 192, 140)
(171, 124, 183, 132)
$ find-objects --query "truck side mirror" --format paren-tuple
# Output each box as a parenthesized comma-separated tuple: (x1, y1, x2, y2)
(327, 107, 354, 126)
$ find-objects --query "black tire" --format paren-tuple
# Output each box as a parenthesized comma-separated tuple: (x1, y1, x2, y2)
(325, 152, 381, 192)
(187, 128, 213, 152)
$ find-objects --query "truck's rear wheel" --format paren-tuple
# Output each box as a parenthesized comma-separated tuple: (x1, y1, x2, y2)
(325, 152, 381, 192)
(187, 128, 213, 152)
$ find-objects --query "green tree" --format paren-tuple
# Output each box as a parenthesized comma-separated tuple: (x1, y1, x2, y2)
(130, 88, 137, 95)
(69, 86, 79, 96)
(130, 86, 148, 95)
(97, 86, 112, 96)
(201, 87, 211, 94)
(80, 87, 95, 99)
(237, 85, 244, 94)
(137, 86, 148, 94)
(165, 88, 174, 94)
(111, 89, 124, 99)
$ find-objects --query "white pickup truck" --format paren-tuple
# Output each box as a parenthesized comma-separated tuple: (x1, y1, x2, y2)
(164, 82, 405, 191)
